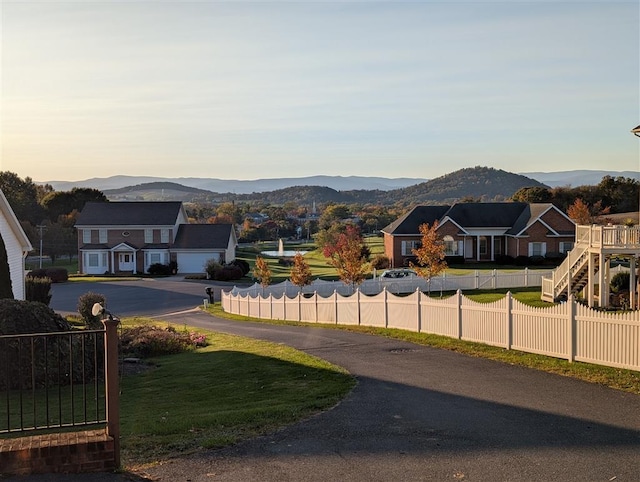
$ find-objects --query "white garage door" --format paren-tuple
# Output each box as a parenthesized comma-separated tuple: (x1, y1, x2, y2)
(177, 252, 218, 273)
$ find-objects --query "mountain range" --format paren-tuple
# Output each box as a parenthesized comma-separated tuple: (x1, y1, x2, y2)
(41, 170, 636, 195)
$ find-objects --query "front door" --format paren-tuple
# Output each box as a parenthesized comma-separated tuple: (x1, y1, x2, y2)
(464, 238, 473, 259)
(119, 252, 134, 271)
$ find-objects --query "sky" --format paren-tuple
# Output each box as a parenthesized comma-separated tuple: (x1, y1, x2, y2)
(1, 0, 639, 183)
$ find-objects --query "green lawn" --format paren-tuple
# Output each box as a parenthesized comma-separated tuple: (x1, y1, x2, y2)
(118, 319, 354, 467)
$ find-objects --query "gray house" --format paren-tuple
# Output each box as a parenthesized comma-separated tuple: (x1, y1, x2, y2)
(75, 202, 236, 275)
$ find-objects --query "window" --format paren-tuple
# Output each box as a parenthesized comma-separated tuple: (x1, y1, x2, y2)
(493, 237, 501, 256)
(479, 237, 488, 255)
(144, 229, 153, 243)
(401, 240, 421, 256)
(83, 230, 92, 244)
(443, 236, 458, 256)
(161, 229, 169, 243)
(529, 242, 547, 257)
(559, 242, 574, 254)
(87, 253, 99, 267)
(150, 253, 161, 264)
(99, 229, 107, 243)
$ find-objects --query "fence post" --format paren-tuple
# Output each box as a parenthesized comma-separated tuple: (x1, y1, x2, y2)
(416, 288, 421, 333)
(524, 267, 529, 287)
(492, 269, 496, 289)
(298, 291, 302, 322)
(384, 288, 389, 328)
(567, 294, 576, 362)
(103, 317, 121, 469)
(506, 291, 513, 350)
(357, 289, 361, 326)
(457, 289, 462, 339)
(334, 290, 338, 324)
(475, 270, 479, 289)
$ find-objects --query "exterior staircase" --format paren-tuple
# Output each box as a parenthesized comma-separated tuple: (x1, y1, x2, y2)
(541, 224, 640, 305)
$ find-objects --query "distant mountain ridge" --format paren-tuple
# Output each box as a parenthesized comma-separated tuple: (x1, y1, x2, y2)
(43, 175, 427, 194)
(40, 170, 634, 194)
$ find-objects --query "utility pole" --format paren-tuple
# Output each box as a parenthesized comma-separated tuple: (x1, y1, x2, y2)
(36, 224, 46, 269)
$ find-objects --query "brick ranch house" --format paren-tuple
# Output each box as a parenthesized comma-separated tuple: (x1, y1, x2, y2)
(382, 202, 576, 268)
(75, 201, 237, 275)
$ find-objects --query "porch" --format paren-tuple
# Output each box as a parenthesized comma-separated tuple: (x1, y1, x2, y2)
(541, 225, 640, 308)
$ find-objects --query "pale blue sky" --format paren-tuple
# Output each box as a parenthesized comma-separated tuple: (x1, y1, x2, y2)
(1, 0, 638, 182)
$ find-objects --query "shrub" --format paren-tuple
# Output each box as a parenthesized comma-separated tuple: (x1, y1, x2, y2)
(278, 257, 294, 267)
(495, 255, 515, 265)
(205, 259, 222, 279)
(169, 260, 178, 274)
(444, 256, 465, 265)
(77, 292, 107, 328)
(27, 267, 68, 283)
(514, 255, 530, 266)
(148, 263, 172, 276)
(610, 272, 630, 293)
(371, 254, 390, 270)
(0, 299, 70, 335)
(529, 255, 545, 266)
(25, 276, 52, 305)
(119, 325, 208, 358)
(230, 258, 250, 276)
(205, 259, 244, 281)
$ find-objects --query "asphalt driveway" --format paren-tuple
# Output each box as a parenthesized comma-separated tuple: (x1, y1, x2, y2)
(12, 279, 640, 481)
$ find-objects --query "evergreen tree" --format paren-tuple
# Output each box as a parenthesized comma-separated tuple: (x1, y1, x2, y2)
(0, 232, 14, 299)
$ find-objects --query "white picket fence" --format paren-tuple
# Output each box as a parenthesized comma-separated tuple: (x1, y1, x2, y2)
(230, 268, 554, 298)
(221, 289, 640, 372)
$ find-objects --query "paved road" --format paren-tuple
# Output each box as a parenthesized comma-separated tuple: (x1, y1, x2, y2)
(11, 280, 640, 481)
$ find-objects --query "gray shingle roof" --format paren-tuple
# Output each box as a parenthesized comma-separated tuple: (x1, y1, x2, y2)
(75, 202, 183, 226)
(445, 202, 528, 228)
(173, 224, 233, 249)
(382, 205, 450, 235)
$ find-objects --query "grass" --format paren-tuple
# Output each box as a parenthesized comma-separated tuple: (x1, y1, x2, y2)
(206, 302, 640, 396)
(117, 318, 355, 467)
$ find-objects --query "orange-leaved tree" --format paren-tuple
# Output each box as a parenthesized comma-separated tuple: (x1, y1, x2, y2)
(322, 224, 369, 290)
(253, 256, 272, 291)
(567, 198, 610, 225)
(410, 221, 447, 293)
(290, 253, 313, 288)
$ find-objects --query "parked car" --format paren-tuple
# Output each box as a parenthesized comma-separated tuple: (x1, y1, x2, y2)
(379, 268, 417, 279)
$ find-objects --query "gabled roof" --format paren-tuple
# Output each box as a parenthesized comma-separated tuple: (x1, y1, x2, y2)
(507, 203, 575, 236)
(75, 202, 184, 226)
(173, 224, 235, 249)
(445, 202, 528, 228)
(382, 205, 450, 235)
(383, 202, 574, 236)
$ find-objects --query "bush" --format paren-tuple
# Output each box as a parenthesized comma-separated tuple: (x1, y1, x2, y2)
(514, 255, 530, 266)
(148, 263, 172, 275)
(529, 255, 545, 266)
(27, 267, 68, 283)
(230, 258, 250, 276)
(77, 292, 107, 328)
(278, 257, 294, 267)
(444, 255, 465, 265)
(610, 272, 630, 293)
(205, 259, 244, 281)
(119, 325, 208, 358)
(0, 299, 70, 335)
(371, 254, 390, 270)
(495, 255, 515, 265)
(25, 276, 52, 305)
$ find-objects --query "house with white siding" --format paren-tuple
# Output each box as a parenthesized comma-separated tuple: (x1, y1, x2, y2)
(0, 189, 33, 300)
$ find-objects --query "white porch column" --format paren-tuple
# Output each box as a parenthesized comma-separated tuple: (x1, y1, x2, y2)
(491, 235, 495, 261)
(476, 236, 480, 261)
(587, 252, 595, 308)
(598, 254, 606, 307)
(110, 251, 115, 274)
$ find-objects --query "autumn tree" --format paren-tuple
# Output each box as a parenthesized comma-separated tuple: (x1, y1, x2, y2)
(410, 221, 447, 293)
(290, 253, 313, 288)
(253, 257, 272, 289)
(322, 224, 369, 289)
(567, 198, 611, 225)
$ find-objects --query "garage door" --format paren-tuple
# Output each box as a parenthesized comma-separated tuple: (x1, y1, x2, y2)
(177, 252, 218, 273)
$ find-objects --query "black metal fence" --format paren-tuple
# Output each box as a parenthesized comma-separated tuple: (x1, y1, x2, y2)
(0, 329, 107, 435)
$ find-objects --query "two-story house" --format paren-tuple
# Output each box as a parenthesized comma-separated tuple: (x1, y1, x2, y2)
(75, 201, 236, 275)
(382, 202, 575, 268)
